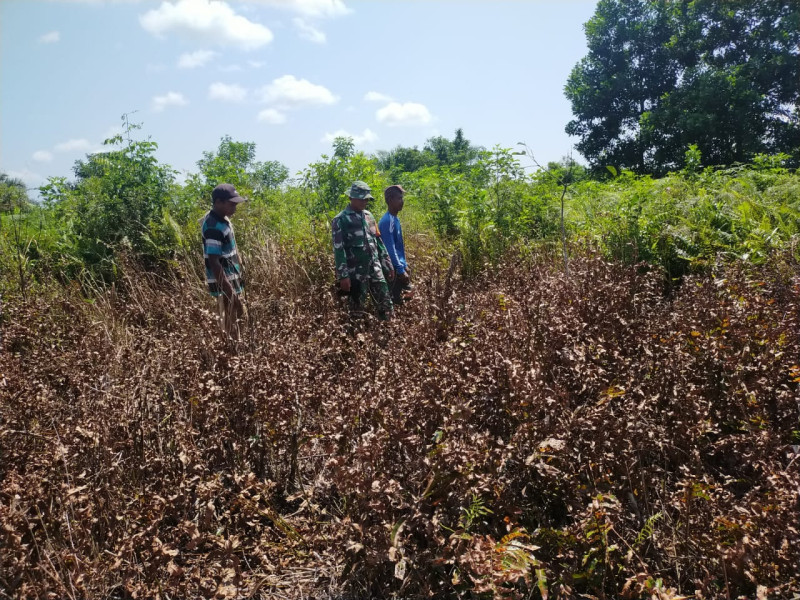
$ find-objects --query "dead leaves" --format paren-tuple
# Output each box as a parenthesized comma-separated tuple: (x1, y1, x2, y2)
(1, 252, 799, 598)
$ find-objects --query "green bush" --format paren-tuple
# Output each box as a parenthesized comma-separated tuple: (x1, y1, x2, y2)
(1, 121, 797, 295)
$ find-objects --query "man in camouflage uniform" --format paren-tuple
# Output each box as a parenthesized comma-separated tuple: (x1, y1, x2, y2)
(332, 181, 395, 321)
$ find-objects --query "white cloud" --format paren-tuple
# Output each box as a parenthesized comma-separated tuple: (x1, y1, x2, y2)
(177, 49, 217, 68)
(376, 102, 433, 127)
(245, 0, 349, 18)
(52, 0, 349, 17)
(32, 150, 54, 162)
(152, 91, 188, 112)
(364, 91, 392, 103)
(140, 0, 273, 50)
(259, 75, 338, 108)
(38, 31, 60, 44)
(322, 128, 377, 145)
(292, 18, 325, 43)
(248, 60, 265, 68)
(257, 108, 287, 124)
(42, 135, 111, 159)
(209, 82, 247, 102)
(54, 138, 93, 152)
(89, 145, 118, 155)
(219, 64, 243, 72)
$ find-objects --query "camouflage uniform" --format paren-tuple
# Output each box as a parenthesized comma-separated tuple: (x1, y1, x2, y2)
(332, 182, 394, 320)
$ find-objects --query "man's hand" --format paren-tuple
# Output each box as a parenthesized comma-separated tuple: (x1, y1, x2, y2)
(387, 269, 396, 282)
(230, 291, 242, 309)
(221, 279, 236, 300)
(339, 277, 351, 293)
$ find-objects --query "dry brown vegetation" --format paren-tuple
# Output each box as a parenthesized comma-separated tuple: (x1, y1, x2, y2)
(1, 243, 799, 599)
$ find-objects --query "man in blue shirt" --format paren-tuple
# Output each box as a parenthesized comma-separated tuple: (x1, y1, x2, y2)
(379, 185, 412, 305)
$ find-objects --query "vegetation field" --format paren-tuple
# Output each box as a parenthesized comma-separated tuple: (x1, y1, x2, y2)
(1, 124, 800, 599)
(2, 0, 800, 597)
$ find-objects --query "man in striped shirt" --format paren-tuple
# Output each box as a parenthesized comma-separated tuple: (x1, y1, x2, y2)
(201, 183, 246, 339)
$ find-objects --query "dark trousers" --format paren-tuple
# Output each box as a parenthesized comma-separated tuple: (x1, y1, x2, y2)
(348, 278, 393, 320)
(389, 275, 412, 305)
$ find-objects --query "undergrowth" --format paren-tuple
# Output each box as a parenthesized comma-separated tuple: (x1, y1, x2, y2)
(1, 240, 799, 599)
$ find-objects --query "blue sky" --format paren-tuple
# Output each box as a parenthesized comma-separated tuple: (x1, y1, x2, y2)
(1, 0, 599, 191)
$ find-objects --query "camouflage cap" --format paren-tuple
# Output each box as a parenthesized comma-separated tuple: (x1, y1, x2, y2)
(347, 181, 374, 200)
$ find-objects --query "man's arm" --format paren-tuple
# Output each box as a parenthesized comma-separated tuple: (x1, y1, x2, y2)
(208, 255, 237, 299)
(379, 215, 405, 275)
(373, 216, 394, 279)
(395, 219, 410, 284)
(204, 225, 239, 300)
(331, 216, 351, 289)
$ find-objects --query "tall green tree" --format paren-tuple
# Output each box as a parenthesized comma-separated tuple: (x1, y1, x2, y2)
(566, 0, 800, 175)
(0, 173, 31, 213)
(565, 0, 678, 174)
(423, 128, 482, 170)
(196, 135, 289, 194)
(376, 128, 482, 181)
(302, 137, 383, 215)
(40, 119, 178, 271)
(375, 145, 433, 181)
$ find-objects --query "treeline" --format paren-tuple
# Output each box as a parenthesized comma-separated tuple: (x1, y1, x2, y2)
(1, 121, 799, 299)
(2, 0, 797, 292)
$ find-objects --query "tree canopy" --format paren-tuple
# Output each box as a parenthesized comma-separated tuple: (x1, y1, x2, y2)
(0, 172, 30, 213)
(375, 128, 482, 180)
(39, 126, 177, 270)
(566, 0, 800, 175)
(196, 135, 289, 194)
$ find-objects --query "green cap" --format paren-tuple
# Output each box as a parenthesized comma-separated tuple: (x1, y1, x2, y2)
(347, 181, 374, 200)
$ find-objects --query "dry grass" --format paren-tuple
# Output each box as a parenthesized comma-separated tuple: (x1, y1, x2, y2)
(1, 240, 799, 599)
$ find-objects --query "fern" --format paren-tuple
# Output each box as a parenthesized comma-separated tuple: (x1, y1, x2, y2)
(635, 512, 663, 547)
(458, 494, 493, 531)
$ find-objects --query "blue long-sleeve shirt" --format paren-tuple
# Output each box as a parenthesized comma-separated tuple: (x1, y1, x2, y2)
(378, 212, 407, 274)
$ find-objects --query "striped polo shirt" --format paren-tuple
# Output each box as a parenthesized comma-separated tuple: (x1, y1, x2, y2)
(201, 209, 243, 296)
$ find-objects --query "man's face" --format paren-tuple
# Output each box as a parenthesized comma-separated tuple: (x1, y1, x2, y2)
(386, 193, 403, 215)
(349, 196, 369, 212)
(387, 192, 404, 213)
(215, 199, 238, 217)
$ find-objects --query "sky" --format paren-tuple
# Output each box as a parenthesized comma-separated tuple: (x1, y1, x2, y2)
(1, 0, 599, 192)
